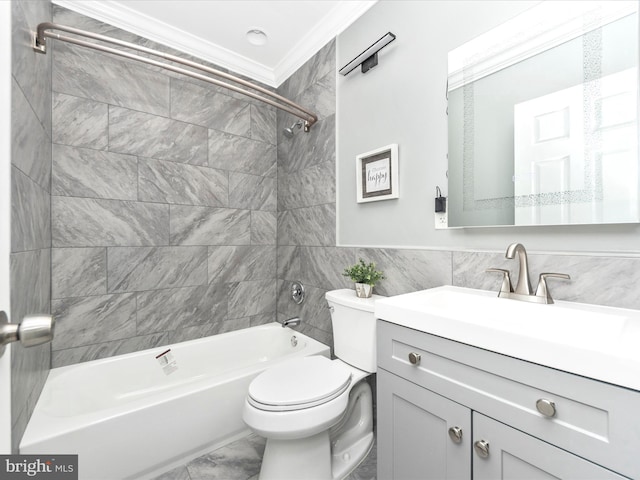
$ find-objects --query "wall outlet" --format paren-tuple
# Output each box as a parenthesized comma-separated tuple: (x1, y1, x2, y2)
(434, 210, 448, 229)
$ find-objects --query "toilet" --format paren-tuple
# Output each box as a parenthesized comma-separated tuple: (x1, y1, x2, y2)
(242, 288, 382, 480)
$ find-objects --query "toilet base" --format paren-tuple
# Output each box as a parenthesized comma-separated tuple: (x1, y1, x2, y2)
(256, 381, 374, 480)
(331, 431, 374, 480)
(259, 431, 332, 480)
(257, 431, 374, 480)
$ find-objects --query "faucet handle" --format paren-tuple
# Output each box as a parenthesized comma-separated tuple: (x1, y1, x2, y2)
(486, 268, 514, 294)
(535, 273, 571, 304)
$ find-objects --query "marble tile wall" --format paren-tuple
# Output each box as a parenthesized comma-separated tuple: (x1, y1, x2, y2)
(50, 7, 277, 367)
(276, 40, 341, 347)
(10, 0, 53, 453)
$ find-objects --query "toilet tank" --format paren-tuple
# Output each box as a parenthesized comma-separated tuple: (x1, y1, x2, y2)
(325, 289, 384, 373)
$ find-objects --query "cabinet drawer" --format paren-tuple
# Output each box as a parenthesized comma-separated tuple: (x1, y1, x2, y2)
(378, 320, 640, 479)
(472, 413, 628, 480)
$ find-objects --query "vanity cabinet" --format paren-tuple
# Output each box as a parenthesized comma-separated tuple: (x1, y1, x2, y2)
(377, 368, 471, 479)
(472, 413, 625, 480)
(377, 320, 639, 480)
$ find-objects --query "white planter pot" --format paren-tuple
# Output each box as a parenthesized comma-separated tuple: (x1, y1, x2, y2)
(355, 283, 373, 298)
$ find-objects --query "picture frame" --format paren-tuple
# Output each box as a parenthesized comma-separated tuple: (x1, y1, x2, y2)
(356, 144, 399, 203)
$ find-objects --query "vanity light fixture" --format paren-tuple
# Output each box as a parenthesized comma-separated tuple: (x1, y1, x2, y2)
(339, 32, 396, 76)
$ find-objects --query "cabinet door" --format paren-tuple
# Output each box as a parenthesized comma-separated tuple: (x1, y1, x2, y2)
(473, 413, 627, 480)
(377, 369, 471, 480)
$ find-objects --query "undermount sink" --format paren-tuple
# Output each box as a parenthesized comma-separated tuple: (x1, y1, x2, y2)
(375, 286, 640, 390)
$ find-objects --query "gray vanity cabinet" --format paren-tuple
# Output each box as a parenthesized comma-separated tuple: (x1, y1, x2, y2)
(376, 319, 639, 480)
(377, 368, 471, 479)
(473, 413, 626, 480)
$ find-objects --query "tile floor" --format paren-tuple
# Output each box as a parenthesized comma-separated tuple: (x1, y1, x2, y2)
(152, 433, 377, 480)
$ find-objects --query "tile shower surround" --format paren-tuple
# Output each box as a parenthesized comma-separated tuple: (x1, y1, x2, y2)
(11, 0, 53, 452)
(50, 6, 278, 367)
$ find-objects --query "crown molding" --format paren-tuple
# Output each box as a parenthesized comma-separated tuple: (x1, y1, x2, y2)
(52, 0, 277, 86)
(52, 0, 377, 88)
(273, 1, 377, 86)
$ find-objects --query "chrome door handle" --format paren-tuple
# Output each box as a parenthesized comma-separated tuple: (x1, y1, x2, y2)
(0, 311, 55, 357)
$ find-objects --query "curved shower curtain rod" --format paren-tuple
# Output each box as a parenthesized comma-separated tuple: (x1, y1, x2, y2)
(33, 22, 318, 131)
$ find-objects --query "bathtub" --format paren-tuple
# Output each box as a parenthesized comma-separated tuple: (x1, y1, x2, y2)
(20, 323, 329, 480)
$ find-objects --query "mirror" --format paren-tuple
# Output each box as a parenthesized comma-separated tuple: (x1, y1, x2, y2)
(447, 1, 639, 227)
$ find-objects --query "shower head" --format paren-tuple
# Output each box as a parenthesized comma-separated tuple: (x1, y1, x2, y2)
(283, 120, 303, 138)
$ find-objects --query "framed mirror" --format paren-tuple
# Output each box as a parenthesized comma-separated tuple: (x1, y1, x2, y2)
(447, 1, 639, 227)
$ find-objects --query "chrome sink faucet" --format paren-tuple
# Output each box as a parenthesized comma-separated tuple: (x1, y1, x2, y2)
(487, 243, 570, 304)
(506, 242, 533, 296)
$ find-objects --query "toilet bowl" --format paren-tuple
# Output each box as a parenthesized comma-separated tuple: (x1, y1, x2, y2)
(243, 356, 374, 480)
(242, 289, 382, 480)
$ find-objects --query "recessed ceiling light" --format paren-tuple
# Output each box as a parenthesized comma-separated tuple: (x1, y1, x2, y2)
(246, 29, 268, 46)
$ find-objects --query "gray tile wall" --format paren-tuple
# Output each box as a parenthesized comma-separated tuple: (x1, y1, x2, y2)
(10, 0, 53, 453)
(50, 7, 277, 368)
(276, 40, 342, 347)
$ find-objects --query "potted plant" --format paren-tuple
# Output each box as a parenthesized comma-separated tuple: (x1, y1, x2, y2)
(342, 259, 384, 298)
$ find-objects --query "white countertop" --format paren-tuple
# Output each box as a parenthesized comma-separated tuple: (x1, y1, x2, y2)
(374, 285, 640, 391)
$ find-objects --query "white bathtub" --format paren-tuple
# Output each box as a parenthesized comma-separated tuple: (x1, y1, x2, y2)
(20, 323, 329, 480)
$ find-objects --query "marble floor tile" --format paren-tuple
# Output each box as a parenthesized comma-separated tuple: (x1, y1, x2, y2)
(152, 465, 190, 480)
(150, 432, 377, 480)
(186, 435, 263, 480)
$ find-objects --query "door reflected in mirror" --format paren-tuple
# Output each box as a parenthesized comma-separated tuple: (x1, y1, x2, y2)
(447, 1, 639, 227)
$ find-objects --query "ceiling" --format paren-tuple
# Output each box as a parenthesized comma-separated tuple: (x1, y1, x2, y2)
(53, 0, 377, 87)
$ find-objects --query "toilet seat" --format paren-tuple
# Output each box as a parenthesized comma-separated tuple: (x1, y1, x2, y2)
(248, 356, 352, 412)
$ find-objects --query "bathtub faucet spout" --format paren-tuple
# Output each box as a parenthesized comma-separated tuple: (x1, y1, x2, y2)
(281, 317, 301, 328)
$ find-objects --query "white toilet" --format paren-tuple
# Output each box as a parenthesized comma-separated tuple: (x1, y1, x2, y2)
(242, 288, 382, 480)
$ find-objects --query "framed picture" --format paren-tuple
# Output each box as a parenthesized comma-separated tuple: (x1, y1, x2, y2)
(356, 144, 399, 203)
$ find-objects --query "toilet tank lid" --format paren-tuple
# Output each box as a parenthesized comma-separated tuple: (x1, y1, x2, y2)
(325, 289, 385, 313)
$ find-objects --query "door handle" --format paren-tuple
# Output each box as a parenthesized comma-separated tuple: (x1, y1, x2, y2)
(0, 311, 55, 357)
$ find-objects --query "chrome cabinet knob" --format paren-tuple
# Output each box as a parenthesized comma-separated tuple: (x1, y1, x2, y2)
(448, 426, 463, 443)
(474, 440, 490, 458)
(536, 398, 557, 418)
(408, 352, 421, 365)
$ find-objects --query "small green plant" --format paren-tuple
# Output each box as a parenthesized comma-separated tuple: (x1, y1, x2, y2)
(342, 259, 385, 286)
